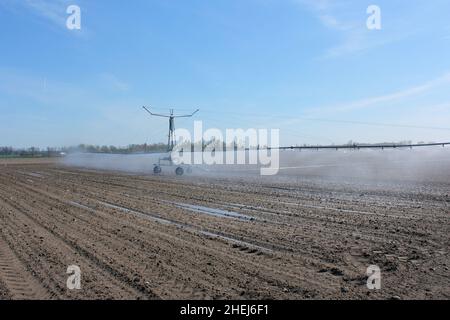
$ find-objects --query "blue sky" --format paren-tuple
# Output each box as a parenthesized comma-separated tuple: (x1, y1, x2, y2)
(1, 0, 450, 148)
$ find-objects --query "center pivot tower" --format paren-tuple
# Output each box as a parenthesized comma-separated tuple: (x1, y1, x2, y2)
(143, 106, 199, 175)
(143, 106, 199, 152)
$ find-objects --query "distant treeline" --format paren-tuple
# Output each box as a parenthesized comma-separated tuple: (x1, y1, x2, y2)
(0, 146, 62, 158)
(343, 140, 414, 146)
(0, 143, 167, 157)
(75, 143, 168, 154)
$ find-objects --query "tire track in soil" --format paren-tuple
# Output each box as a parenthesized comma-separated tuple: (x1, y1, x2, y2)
(0, 185, 159, 300)
(0, 235, 49, 299)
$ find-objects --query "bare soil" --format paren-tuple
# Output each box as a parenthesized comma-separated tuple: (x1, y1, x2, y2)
(0, 158, 448, 300)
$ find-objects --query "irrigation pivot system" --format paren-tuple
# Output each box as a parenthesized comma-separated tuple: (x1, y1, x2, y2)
(143, 106, 199, 175)
(143, 106, 449, 175)
(256, 141, 450, 151)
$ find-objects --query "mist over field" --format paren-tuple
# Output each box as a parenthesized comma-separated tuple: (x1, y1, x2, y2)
(64, 152, 165, 173)
(63, 147, 450, 183)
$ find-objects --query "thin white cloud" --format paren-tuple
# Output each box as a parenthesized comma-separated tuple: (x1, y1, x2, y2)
(308, 73, 450, 115)
(0, 68, 86, 105)
(322, 29, 402, 59)
(23, 0, 68, 27)
(295, 0, 351, 30)
(0, 0, 71, 28)
(294, 0, 402, 58)
(99, 73, 131, 92)
(318, 13, 352, 31)
(2, 0, 87, 35)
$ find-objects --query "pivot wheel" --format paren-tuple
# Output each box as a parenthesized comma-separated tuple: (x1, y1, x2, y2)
(175, 167, 184, 176)
(153, 165, 162, 174)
